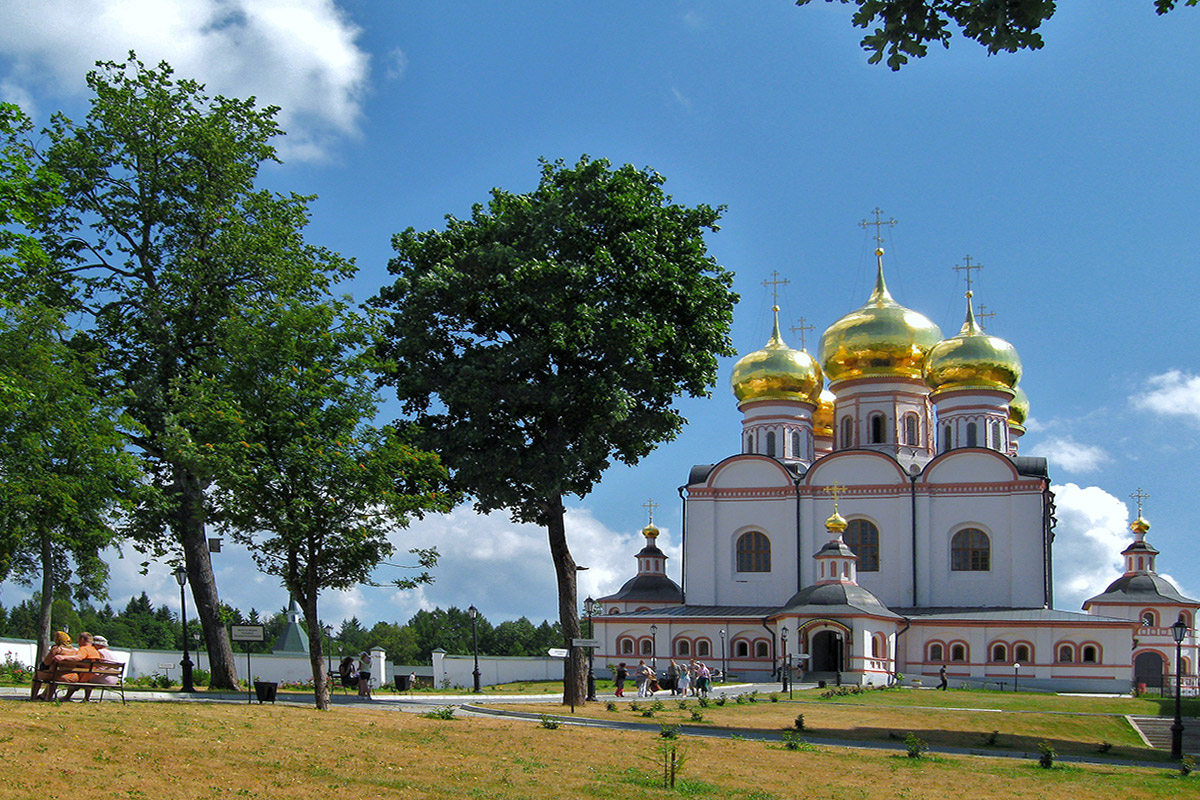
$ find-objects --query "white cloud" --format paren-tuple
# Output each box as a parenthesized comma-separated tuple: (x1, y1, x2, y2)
(1051, 483, 1129, 611)
(1132, 370, 1200, 425)
(384, 48, 408, 81)
(671, 86, 693, 111)
(1027, 436, 1111, 474)
(0, 0, 369, 160)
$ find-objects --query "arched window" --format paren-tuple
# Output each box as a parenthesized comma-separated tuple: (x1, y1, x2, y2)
(1141, 610, 1157, 627)
(966, 421, 978, 447)
(991, 644, 1007, 663)
(1057, 645, 1074, 663)
(609, 607, 620, 615)
(766, 431, 777, 457)
(620, 638, 634, 655)
(736, 531, 771, 573)
(791, 430, 801, 459)
(845, 519, 880, 572)
(871, 637, 882, 658)
(942, 424, 952, 452)
(929, 643, 944, 662)
(870, 413, 886, 444)
(640, 639, 653, 656)
(1181, 611, 1193, 627)
(991, 420, 1002, 449)
(951, 528, 990, 571)
(1082, 645, 1098, 663)
(1015, 644, 1031, 663)
(840, 417, 853, 449)
(734, 640, 749, 658)
(755, 641, 769, 658)
(950, 644, 966, 662)
(745, 434, 753, 453)
(904, 413, 919, 445)
(696, 640, 711, 657)
(675, 639, 690, 657)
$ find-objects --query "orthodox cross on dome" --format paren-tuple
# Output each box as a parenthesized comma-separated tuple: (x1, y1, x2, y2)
(762, 270, 790, 306)
(1130, 487, 1150, 517)
(859, 207, 896, 246)
(975, 303, 996, 331)
(954, 255, 984, 295)
(790, 317, 815, 351)
(642, 497, 660, 525)
(824, 482, 848, 512)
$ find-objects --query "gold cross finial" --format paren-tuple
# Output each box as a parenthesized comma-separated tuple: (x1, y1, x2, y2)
(762, 270, 790, 306)
(642, 498, 660, 525)
(975, 304, 996, 331)
(790, 317, 815, 351)
(1130, 488, 1150, 517)
(824, 482, 847, 512)
(858, 207, 896, 246)
(954, 255, 984, 295)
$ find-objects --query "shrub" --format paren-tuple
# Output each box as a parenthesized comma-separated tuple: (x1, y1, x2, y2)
(782, 731, 812, 751)
(641, 709, 656, 718)
(659, 723, 680, 739)
(698, 697, 709, 708)
(192, 669, 211, 687)
(904, 732, 928, 759)
(677, 700, 688, 710)
(629, 701, 640, 712)
(770, 693, 779, 702)
(715, 696, 727, 706)
(539, 714, 561, 730)
(605, 701, 618, 712)
(735, 694, 746, 705)
(982, 730, 999, 746)
(1097, 741, 1112, 754)
(1180, 754, 1195, 776)
(423, 706, 456, 720)
(794, 714, 805, 731)
(1037, 741, 1056, 769)
(689, 709, 705, 723)
(651, 700, 664, 711)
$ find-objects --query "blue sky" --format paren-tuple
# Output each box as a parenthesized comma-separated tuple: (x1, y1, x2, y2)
(1, 2, 1197, 630)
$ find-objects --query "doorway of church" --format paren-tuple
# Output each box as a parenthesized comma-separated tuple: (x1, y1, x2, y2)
(810, 630, 844, 673)
(1134, 650, 1166, 695)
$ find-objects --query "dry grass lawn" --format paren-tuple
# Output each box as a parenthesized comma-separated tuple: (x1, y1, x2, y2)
(1, 699, 1192, 799)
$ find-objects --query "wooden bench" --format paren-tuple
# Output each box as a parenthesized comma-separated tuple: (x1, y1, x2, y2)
(43, 660, 127, 704)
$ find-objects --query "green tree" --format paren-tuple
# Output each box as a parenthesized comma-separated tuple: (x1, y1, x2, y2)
(372, 156, 737, 705)
(797, 1, 1195, 70)
(31, 55, 354, 689)
(176, 298, 456, 709)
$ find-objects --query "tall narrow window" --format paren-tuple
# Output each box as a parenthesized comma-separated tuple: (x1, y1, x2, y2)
(844, 519, 880, 571)
(736, 531, 771, 573)
(904, 413, 919, 445)
(991, 420, 1001, 449)
(951, 644, 966, 662)
(942, 424, 952, 452)
(951, 528, 990, 571)
(791, 430, 801, 459)
(735, 641, 749, 658)
(840, 417, 853, 449)
(929, 643, 944, 662)
(697, 640, 710, 657)
(766, 431, 777, 457)
(1015, 644, 1030, 662)
(755, 641, 769, 658)
(966, 421, 978, 447)
(991, 644, 1006, 662)
(870, 413, 885, 444)
(745, 434, 753, 453)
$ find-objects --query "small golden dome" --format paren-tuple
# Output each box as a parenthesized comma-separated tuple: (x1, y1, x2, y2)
(925, 294, 1022, 393)
(731, 307, 823, 406)
(1009, 385, 1029, 427)
(819, 249, 942, 382)
(1130, 515, 1150, 535)
(812, 389, 836, 437)
(825, 509, 848, 534)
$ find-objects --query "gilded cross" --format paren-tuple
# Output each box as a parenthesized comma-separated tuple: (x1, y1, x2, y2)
(859, 208, 896, 246)
(762, 270, 790, 306)
(975, 304, 996, 331)
(954, 255, 984, 294)
(824, 482, 847, 512)
(642, 498, 660, 524)
(790, 317, 815, 351)
(1130, 488, 1150, 517)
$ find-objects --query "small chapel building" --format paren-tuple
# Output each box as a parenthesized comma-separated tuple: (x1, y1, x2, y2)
(593, 247, 1197, 693)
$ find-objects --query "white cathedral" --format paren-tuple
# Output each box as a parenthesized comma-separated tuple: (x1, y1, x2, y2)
(593, 247, 1197, 693)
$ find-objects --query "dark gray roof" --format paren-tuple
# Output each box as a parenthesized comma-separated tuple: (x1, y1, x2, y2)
(897, 606, 1133, 624)
(816, 540, 857, 558)
(1010, 456, 1048, 478)
(780, 583, 900, 619)
(1085, 574, 1198, 606)
(604, 605, 781, 619)
(688, 464, 716, 485)
(272, 621, 309, 653)
(599, 574, 683, 604)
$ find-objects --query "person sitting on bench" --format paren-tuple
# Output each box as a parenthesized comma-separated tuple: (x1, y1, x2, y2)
(31, 631, 76, 701)
(40, 631, 102, 700)
(64, 634, 119, 701)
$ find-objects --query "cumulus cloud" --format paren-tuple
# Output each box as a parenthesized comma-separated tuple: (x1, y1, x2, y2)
(1132, 370, 1200, 425)
(1051, 483, 1129, 611)
(0, 0, 370, 160)
(1026, 436, 1111, 474)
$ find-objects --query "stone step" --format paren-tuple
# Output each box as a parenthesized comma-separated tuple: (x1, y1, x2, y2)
(1129, 716, 1200, 754)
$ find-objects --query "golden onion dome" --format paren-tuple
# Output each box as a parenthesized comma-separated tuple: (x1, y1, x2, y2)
(642, 522, 660, 538)
(731, 307, 823, 406)
(1009, 385, 1029, 427)
(824, 509, 848, 534)
(925, 293, 1022, 393)
(1130, 515, 1150, 536)
(819, 249, 943, 382)
(812, 389, 836, 437)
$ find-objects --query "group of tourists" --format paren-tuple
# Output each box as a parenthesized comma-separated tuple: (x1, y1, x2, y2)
(31, 630, 120, 701)
(611, 658, 715, 698)
(337, 652, 375, 698)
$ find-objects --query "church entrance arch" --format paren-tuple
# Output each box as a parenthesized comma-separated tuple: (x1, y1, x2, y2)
(1134, 651, 1166, 690)
(811, 630, 844, 673)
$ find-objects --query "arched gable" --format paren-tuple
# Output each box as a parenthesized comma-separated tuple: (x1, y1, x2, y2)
(922, 449, 1021, 484)
(702, 454, 797, 490)
(804, 450, 909, 487)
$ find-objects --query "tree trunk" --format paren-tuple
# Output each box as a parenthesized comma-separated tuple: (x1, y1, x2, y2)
(177, 470, 240, 690)
(36, 530, 53, 659)
(299, 591, 331, 711)
(545, 497, 585, 706)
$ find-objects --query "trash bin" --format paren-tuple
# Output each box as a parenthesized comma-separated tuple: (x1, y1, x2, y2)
(394, 674, 411, 691)
(817, 680, 826, 689)
(253, 681, 278, 704)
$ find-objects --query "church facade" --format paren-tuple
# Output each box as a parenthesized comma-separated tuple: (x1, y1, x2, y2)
(594, 248, 1197, 693)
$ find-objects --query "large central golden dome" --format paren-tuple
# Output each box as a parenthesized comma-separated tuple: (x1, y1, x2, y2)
(731, 308, 823, 406)
(925, 294, 1022, 393)
(819, 249, 942, 382)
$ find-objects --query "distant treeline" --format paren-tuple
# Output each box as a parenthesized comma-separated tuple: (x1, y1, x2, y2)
(0, 594, 562, 664)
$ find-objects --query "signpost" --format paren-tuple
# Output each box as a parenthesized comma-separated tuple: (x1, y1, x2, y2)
(231, 625, 265, 704)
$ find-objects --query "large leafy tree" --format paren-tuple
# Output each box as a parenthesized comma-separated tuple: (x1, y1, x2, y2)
(372, 156, 738, 705)
(798, 1, 1195, 70)
(173, 298, 456, 709)
(28, 56, 353, 689)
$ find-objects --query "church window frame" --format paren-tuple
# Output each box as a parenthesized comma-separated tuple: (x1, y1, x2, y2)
(869, 412, 886, 444)
(766, 430, 777, 458)
(1014, 643, 1032, 663)
(1081, 644, 1099, 664)
(951, 528, 990, 572)
(734, 640, 749, 658)
(990, 643, 1008, 663)
(1141, 610, 1157, 627)
(674, 638, 691, 658)
(844, 518, 880, 572)
(754, 640, 770, 659)
(1180, 611, 1193, 628)
(928, 642, 944, 663)
(745, 434, 753, 454)
(1057, 644, 1075, 663)
(942, 424, 952, 453)
(609, 607, 620, 615)
(791, 430, 801, 459)
(903, 412, 919, 446)
(871, 635, 883, 659)
(736, 530, 772, 573)
(966, 421, 978, 447)
(619, 637, 635, 656)
(840, 416, 853, 449)
(991, 420, 1002, 449)
(696, 639, 711, 657)
(950, 643, 968, 663)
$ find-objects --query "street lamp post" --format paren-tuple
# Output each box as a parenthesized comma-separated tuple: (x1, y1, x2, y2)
(469, 605, 481, 694)
(324, 625, 334, 678)
(650, 624, 658, 674)
(1014, 663, 1021, 693)
(781, 626, 790, 696)
(1171, 618, 1188, 760)
(585, 596, 597, 702)
(173, 566, 195, 693)
(719, 629, 727, 683)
